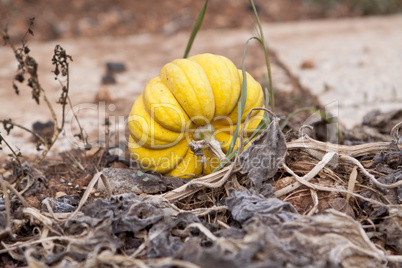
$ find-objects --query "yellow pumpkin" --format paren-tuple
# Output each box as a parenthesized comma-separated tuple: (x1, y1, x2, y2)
(128, 53, 264, 178)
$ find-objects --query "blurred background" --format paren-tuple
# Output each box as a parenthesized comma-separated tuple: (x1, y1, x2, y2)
(1, 0, 402, 42)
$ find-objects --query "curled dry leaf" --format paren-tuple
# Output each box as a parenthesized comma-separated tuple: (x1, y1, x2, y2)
(378, 205, 402, 252)
(239, 117, 287, 189)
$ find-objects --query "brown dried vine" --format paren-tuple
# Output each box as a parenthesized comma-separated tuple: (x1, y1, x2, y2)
(0, 18, 74, 165)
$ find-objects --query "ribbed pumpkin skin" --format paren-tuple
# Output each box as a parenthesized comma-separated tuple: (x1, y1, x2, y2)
(128, 53, 264, 178)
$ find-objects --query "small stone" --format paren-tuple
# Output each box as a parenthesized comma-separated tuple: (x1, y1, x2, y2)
(60, 178, 66, 183)
(95, 86, 113, 102)
(101, 73, 116, 85)
(67, 182, 72, 186)
(300, 60, 315, 69)
(110, 161, 128, 168)
(106, 62, 126, 73)
(32, 120, 55, 142)
(108, 147, 124, 158)
(55, 191, 67, 198)
(3, 171, 12, 179)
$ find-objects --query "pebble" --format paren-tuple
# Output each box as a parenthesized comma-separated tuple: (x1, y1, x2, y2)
(106, 62, 126, 73)
(3, 171, 12, 179)
(101, 73, 116, 85)
(95, 86, 113, 102)
(108, 147, 124, 158)
(55, 191, 67, 198)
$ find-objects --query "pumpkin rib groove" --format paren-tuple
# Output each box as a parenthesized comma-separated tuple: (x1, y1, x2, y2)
(218, 55, 241, 115)
(170, 60, 215, 125)
(170, 61, 208, 123)
(128, 95, 184, 148)
(143, 77, 191, 132)
(188, 59, 220, 118)
(128, 135, 189, 173)
(160, 63, 198, 124)
(189, 53, 240, 118)
(219, 56, 234, 113)
(155, 69, 194, 124)
(189, 56, 228, 117)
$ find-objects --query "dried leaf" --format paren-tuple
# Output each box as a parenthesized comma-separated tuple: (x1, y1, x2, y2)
(178, 191, 386, 268)
(379, 206, 402, 252)
(226, 190, 298, 224)
(100, 168, 187, 194)
(239, 117, 287, 189)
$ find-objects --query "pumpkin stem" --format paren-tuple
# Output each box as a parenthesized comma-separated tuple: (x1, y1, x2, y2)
(191, 124, 226, 161)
